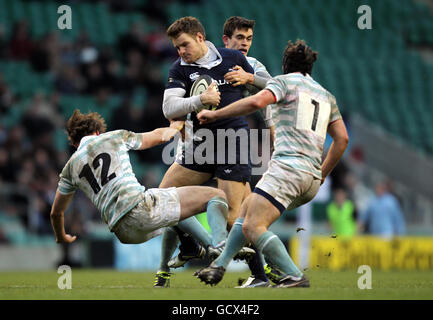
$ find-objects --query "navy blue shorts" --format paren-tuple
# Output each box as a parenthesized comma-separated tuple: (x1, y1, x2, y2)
(176, 127, 251, 183)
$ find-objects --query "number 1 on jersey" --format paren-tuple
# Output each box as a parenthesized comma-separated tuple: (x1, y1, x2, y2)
(311, 99, 320, 131)
(296, 92, 330, 139)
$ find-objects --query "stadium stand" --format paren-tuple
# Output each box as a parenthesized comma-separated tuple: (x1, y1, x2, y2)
(167, 0, 433, 156)
(0, 0, 176, 246)
(0, 0, 432, 254)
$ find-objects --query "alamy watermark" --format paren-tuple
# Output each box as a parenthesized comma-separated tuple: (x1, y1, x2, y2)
(357, 265, 372, 289)
(57, 5, 72, 30)
(57, 265, 72, 290)
(161, 125, 272, 176)
(357, 5, 372, 30)
(57, 5, 372, 32)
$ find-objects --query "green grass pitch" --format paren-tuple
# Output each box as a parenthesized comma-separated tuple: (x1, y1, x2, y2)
(0, 269, 432, 300)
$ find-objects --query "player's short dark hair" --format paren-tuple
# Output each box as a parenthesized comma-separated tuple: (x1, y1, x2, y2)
(166, 16, 206, 40)
(223, 16, 255, 38)
(282, 40, 318, 75)
(66, 109, 107, 146)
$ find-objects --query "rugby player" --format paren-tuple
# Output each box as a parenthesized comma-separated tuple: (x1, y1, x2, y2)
(154, 16, 259, 287)
(196, 40, 349, 287)
(50, 110, 230, 260)
(220, 16, 275, 288)
(165, 16, 276, 288)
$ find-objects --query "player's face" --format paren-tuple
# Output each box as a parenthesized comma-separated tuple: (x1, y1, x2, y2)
(172, 32, 207, 64)
(224, 28, 253, 56)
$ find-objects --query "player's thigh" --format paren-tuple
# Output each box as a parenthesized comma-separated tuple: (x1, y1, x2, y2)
(243, 182, 252, 201)
(242, 192, 280, 243)
(217, 178, 247, 227)
(159, 162, 212, 188)
(176, 186, 226, 220)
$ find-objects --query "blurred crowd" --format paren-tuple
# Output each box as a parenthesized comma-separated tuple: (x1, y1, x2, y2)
(0, 0, 406, 246)
(326, 147, 406, 239)
(0, 3, 183, 239)
(0, 1, 263, 243)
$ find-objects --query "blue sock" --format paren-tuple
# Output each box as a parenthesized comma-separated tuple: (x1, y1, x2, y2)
(206, 196, 228, 247)
(158, 227, 179, 272)
(247, 245, 268, 282)
(213, 218, 247, 268)
(177, 216, 212, 247)
(255, 231, 302, 278)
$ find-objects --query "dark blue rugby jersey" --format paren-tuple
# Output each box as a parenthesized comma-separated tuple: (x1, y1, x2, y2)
(165, 48, 254, 131)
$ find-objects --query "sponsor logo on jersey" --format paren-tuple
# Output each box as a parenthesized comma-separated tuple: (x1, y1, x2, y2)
(189, 72, 200, 81)
(216, 79, 230, 86)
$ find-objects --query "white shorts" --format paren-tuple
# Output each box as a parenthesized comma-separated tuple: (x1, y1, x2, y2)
(254, 159, 321, 213)
(112, 187, 181, 244)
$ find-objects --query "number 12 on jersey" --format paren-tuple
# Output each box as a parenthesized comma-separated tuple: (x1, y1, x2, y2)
(296, 92, 330, 139)
(79, 152, 116, 194)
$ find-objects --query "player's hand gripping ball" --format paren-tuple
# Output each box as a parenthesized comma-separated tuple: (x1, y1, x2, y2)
(190, 75, 220, 112)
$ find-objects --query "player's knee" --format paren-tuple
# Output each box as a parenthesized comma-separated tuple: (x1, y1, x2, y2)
(213, 188, 227, 201)
(158, 177, 170, 188)
(242, 220, 256, 241)
(159, 177, 175, 188)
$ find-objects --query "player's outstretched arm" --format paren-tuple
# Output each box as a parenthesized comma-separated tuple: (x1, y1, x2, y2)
(162, 88, 199, 120)
(197, 89, 275, 124)
(321, 119, 349, 184)
(162, 84, 220, 120)
(50, 191, 76, 243)
(138, 121, 184, 150)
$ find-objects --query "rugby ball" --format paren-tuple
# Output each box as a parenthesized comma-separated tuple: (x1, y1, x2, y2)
(190, 74, 218, 111)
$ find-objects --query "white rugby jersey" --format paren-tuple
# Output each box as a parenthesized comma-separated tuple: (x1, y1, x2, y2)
(57, 130, 145, 230)
(246, 56, 268, 76)
(246, 56, 273, 127)
(265, 73, 342, 179)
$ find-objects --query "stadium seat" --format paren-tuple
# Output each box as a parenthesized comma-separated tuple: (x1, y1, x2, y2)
(2, 0, 433, 158)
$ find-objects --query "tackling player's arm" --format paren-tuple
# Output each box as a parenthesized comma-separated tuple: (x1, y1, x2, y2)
(138, 121, 185, 150)
(225, 56, 275, 143)
(224, 52, 264, 88)
(197, 89, 275, 124)
(50, 191, 76, 243)
(321, 119, 349, 184)
(224, 65, 254, 87)
(225, 65, 270, 89)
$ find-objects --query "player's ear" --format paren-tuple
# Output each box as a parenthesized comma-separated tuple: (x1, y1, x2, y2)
(196, 32, 205, 43)
(222, 35, 229, 46)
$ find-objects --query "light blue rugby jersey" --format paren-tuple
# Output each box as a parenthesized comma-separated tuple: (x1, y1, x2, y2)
(245, 56, 273, 127)
(246, 56, 268, 76)
(265, 73, 342, 179)
(57, 130, 145, 230)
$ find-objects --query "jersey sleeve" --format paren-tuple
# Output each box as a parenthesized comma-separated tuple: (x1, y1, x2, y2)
(329, 94, 342, 123)
(265, 75, 290, 103)
(165, 62, 187, 91)
(57, 162, 76, 195)
(237, 51, 254, 74)
(121, 130, 143, 150)
(252, 59, 270, 78)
